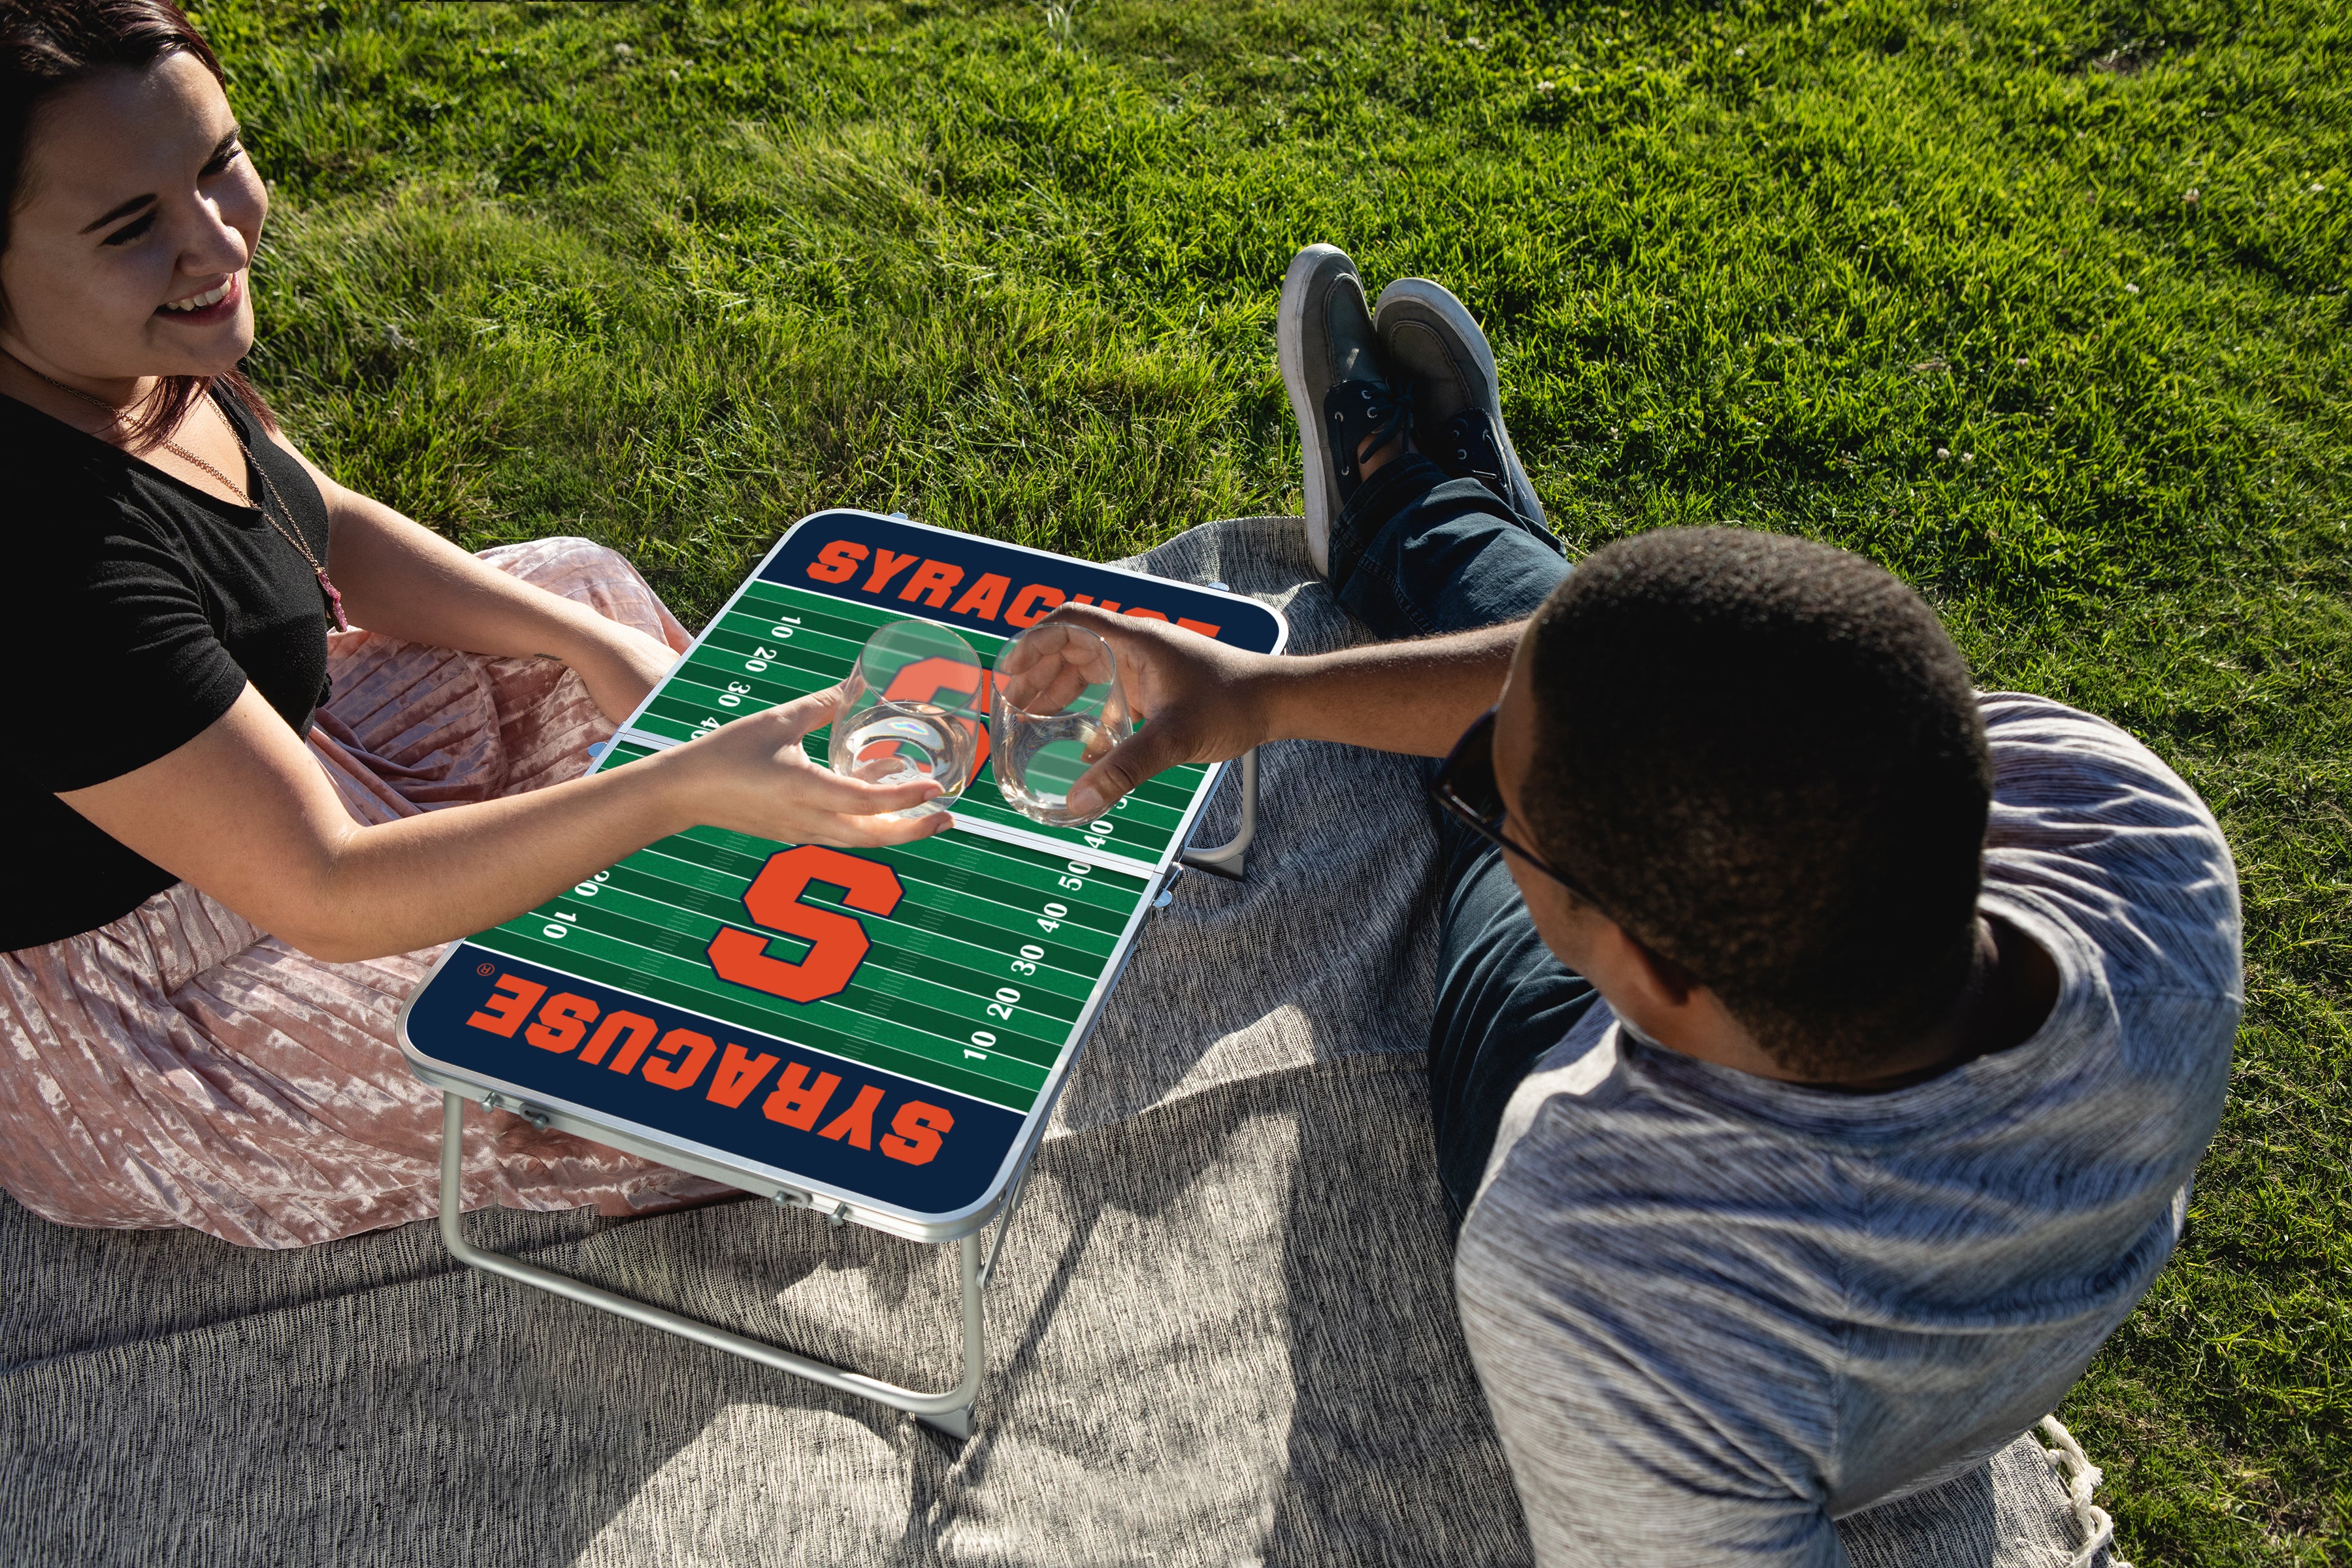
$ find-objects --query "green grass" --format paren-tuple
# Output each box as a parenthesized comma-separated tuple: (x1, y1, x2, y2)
(195, 1, 2347, 1559)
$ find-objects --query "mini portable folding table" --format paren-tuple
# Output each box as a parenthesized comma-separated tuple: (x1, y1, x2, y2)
(398, 510, 1288, 1437)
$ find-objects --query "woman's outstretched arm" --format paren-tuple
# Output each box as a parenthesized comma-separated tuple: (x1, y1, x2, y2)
(59, 684, 944, 962)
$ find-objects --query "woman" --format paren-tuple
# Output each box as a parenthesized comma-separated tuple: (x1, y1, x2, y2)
(0, 1, 944, 1247)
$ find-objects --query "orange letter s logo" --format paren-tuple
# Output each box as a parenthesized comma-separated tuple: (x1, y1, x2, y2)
(706, 846, 904, 1004)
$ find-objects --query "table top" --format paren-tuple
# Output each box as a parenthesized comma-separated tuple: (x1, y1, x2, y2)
(400, 511, 1288, 1240)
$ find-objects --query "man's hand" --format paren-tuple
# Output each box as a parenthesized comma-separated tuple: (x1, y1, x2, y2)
(1038, 604, 1278, 819)
(1039, 601, 1529, 816)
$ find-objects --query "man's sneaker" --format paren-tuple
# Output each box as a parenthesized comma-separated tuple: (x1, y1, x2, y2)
(1278, 243, 1409, 575)
(1372, 277, 1558, 547)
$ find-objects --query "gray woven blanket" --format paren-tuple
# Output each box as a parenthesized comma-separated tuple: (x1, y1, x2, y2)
(0, 517, 2106, 1566)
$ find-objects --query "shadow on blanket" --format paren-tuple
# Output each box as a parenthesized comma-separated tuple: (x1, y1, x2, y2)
(0, 519, 2105, 1567)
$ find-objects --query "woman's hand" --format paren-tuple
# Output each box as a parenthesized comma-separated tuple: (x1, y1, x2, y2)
(647, 685, 954, 848)
(562, 618, 685, 725)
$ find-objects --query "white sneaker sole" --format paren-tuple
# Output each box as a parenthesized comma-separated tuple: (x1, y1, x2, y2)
(1373, 277, 1547, 530)
(1277, 244, 1348, 576)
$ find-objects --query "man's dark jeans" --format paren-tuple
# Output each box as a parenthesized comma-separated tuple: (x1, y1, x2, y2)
(1328, 455, 1600, 1235)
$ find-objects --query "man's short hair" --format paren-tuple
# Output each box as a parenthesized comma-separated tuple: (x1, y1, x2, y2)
(1520, 527, 1991, 1078)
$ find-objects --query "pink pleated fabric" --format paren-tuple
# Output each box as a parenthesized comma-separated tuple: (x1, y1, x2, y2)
(0, 536, 730, 1249)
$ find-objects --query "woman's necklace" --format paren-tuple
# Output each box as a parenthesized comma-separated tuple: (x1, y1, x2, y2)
(14, 363, 348, 631)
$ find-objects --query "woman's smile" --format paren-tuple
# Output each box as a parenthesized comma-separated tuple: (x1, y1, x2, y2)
(157, 269, 242, 325)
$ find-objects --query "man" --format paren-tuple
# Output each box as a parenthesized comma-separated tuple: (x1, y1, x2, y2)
(1045, 244, 2238, 1564)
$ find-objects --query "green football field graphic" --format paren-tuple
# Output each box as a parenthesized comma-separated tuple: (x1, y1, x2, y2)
(462, 581, 1218, 1117)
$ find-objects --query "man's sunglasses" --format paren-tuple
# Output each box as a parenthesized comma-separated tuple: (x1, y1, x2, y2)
(1426, 706, 1603, 907)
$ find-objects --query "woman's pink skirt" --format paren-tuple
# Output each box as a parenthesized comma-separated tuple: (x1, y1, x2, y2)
(0, 538, 728, 1248)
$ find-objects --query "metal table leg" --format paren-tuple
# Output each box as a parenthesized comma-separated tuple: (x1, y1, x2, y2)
(1180, 747, 1258, 879)
(436, 1093, 983, 1439)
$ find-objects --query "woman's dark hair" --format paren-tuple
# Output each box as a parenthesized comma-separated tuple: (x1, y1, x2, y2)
(0, 0, 272, 446)
(1521, 527, 1993, 1080)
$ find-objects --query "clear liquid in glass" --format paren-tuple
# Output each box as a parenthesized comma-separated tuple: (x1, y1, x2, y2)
(996, 711, 1120, 824)
(830, 699, 977, 819)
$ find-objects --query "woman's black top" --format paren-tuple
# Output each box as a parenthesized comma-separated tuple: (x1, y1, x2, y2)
(0, 387, 336, 949)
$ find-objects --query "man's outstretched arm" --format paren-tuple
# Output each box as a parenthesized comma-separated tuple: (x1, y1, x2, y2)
(1041, 602, 1526, 819)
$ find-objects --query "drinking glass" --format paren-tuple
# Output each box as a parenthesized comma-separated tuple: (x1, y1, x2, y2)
(990, 623, 1132, 826)
(828, 620, 986, 819)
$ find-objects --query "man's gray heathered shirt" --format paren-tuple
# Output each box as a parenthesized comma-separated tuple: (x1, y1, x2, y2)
(1454, 693, 2240, 1567)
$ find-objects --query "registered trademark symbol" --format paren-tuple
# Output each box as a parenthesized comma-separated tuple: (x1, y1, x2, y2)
(476, 962, 497, 977)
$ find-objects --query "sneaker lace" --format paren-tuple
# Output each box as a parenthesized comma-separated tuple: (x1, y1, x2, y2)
(1380, 373, 1419, 453)
(1331, 374, 1415, 480)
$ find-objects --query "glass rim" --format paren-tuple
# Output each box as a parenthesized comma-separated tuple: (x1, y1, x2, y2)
(847, 618, 987, 717)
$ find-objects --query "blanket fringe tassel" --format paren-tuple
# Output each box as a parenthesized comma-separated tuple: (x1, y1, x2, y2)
(2038, 1414, 2132, 1568)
